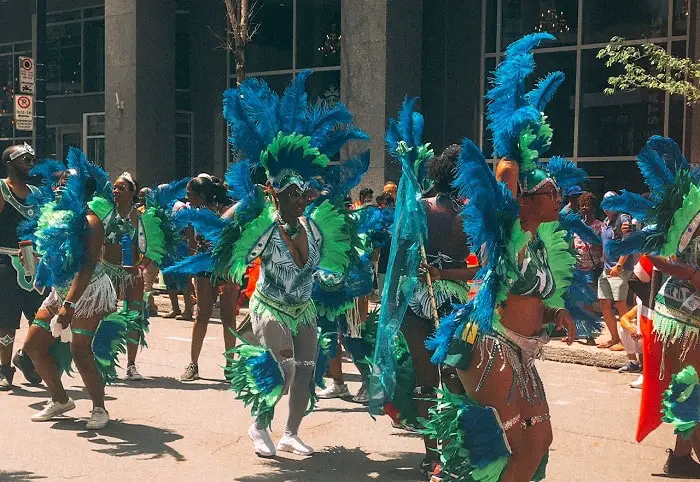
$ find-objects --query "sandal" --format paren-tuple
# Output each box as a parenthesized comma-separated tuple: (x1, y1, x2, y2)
(609, 343, 625, 351)
(176, 311, 194, 321)
(163, 311, 182, 319)
(596, 339, 618, 349)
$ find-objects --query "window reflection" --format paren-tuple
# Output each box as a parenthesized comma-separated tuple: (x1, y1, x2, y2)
(673, 0, 689, 35)
(502, 0, 577, 49)
(246, 0, 293, 72)
(47, 23, 81, 95)
(305, 70, 340, 105)
(533, 51, 575, 157)
(583, 0, 667, 43)
(579, 50, 665, 157)
(296, 0, 341, 69)
(582, 161, 646, 196)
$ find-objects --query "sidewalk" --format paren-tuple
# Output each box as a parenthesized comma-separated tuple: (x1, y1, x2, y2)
(153, 294, 629, 370)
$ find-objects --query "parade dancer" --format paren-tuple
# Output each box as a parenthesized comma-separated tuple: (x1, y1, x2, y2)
(602, 136, 700, 477)
(418, 33, 599, 481)
(0, 143, 44, 389)
(197, 71, 368, 458)
(89, 172, 168, 381)
(22, 149, 121, 429)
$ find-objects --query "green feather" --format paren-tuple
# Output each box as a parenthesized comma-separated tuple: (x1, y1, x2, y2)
(492, 219, 531, 331)
(139, 207, 167, 265)
(87, 196, 114, 222)
(539, 221, 576, 309)
(230, 203, 276, 283)
(310, 200, 352, 274)
(662, 183, 700, 257)
(49, 341, 74, 378)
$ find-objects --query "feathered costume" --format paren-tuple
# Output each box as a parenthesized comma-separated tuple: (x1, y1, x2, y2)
(171, 71, 368, 432)
(25, 148, 124, 386)
(601, 135, 700, 440)
(416, 33, 599, 481)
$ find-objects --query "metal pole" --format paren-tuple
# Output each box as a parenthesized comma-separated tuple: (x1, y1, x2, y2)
(33, 0, 46, 158)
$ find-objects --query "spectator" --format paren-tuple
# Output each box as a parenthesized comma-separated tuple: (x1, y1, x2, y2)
(561, 185, 584, 215)
(573, 192, 604, 283)
(383, 181, 397, 202)
(597, 191, 634, 350)
(353, 187, 374, 209)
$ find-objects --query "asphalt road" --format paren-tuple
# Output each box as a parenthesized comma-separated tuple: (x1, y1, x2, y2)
(0, 304, 688, 482)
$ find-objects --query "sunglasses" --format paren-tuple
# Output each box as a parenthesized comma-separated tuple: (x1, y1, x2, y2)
(523, 188, 562, 201)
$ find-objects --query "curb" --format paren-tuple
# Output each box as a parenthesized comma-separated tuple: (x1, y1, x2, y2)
(542, 343, 628, 369)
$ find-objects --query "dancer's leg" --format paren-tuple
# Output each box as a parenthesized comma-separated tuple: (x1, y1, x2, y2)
(70, 314, 105, 409)
(286, 321, 318, 436)
(219, 282, 239, 353)
(23, 309, 67, 402)
(190, 276, 214, 364)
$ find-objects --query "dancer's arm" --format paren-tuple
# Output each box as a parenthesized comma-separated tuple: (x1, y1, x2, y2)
(647, 255, 700, 290)
(57, 214, 104, 327)
(495, 158, 519, 198)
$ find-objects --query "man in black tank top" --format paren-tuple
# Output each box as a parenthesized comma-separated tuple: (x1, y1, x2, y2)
(0, 144, 45, 389)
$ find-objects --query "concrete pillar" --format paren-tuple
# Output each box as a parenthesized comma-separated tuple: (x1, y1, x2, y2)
(105, 0, 176, 185)
(341, 0, 423, 193)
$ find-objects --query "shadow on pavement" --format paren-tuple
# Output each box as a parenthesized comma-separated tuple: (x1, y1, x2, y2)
(11, 385, 117, 403)
(235, 446, 422, 482)
(313, 405, 369, 414)
(0, 471, 47, 481)
(121, 375, 229, 391)
(49, 418, 186, 462)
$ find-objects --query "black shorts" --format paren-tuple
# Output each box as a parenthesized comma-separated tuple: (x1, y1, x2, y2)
(0, 262, 47, 330)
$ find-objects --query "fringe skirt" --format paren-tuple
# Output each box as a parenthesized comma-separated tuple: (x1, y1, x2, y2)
(41, 265, 117, 320)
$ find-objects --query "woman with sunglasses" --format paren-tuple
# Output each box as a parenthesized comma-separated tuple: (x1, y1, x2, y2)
(423, 34, 595, 482)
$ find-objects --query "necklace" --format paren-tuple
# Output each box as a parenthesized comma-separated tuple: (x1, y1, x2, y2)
(277, 212, 301, 240)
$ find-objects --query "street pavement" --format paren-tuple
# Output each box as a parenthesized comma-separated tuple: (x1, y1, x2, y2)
(0, 299, 690, 482)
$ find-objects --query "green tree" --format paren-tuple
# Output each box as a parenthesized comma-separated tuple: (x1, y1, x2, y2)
(597, 36, 700, 104)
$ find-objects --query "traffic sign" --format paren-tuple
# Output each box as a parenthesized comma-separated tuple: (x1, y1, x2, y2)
(14, 94, 33, 131)
(18, 56, 34, 94)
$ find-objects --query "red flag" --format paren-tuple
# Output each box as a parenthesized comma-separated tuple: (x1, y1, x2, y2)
(636, 305, 671, 442)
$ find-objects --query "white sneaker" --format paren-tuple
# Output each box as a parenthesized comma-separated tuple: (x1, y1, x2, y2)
(126, 365, 144, 381)
(317, 381, 351, 399)
(277, 434, 314, 456)
(31, 399, 76, 422)
(86, 407, 110, 430)
(630, 375, 644, 389)
(248, 423, 276, 458)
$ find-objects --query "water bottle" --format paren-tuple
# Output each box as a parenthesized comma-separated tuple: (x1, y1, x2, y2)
(121, 234, 134, 267)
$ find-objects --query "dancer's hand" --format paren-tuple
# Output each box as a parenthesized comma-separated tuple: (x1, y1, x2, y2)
(56, 306, 74, 328)
(419, 263, 440, 282)
(555, 309, 576, 345)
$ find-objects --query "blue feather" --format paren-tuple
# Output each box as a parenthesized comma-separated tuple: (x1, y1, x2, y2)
(559, 211, 601, 245)
(163, 252, 214, 276)
(305, 102, 353, 148)
(223, 87, 266, 163)
(278, 69, 311, 133)
(398, 97, 419, 148)
(225, 160, 254, 201)
(246, 351, 285, 395)
(547, 156, 588, 192)
(504, 31, 556, 56)
(526, 71, 565, 111)
(238, 78, 281, 145)
(458, 402, 511, 468)
(172, 208, 229, 243)
(412, 111, 424, 148)
(425, 305, 470, 365)
(601, 190, 654, 221)
(637, 141, 676, 198)
(646, 135, 689, 174)
(314, 126, 370, 158)
(605, 229, 652, 259)
(148, 178, 189, 211)
(322, 151, 370, 204)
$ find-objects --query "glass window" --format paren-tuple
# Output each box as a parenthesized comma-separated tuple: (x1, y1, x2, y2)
(84, 19, 105, 93)
(668, 41, 687, 146)
(305, 70, 340, 105)
(257, 73, 293, 95)
(47, 11, 81, 23)
(176, 12, 190, 90)
(83, 7, 105, 19)
(87, 137, 105, 168)
(579, 50, 665, 158)
(533, 51, 575, 157)
(502, 0, 577, 49)
(176, 90, 190, 111)
(175, 136, 192, 178)
(46, 22, 82, 95)
(582, 161, 646, 196)
(86, 113, 105, 136)
(175, 111, 192, 136)
(583, 0, 667, 44)
(296, 0, 341, 69)
(672, 0, 689, 36)
(485, 0, 497, 53)
(246, 0, 293, 72)
(0, 55, 14, 114)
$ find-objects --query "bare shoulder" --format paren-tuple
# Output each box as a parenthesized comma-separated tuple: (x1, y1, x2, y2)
(86, 212, 104, 232)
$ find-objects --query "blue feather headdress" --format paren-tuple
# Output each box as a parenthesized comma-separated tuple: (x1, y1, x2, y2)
(601, 136, 698, 258)
(223, 70, 369, 192)
(486, 32, 565, 193)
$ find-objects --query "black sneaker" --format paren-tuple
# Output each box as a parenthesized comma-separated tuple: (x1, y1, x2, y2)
(13, 350, 42, 385)
(618, 361, 642, 373)
(0, 364, 16, 390)
(663, 449, 700, 478)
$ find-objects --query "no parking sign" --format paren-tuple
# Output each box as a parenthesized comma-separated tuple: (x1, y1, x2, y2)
(14, 95, 33, 131)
